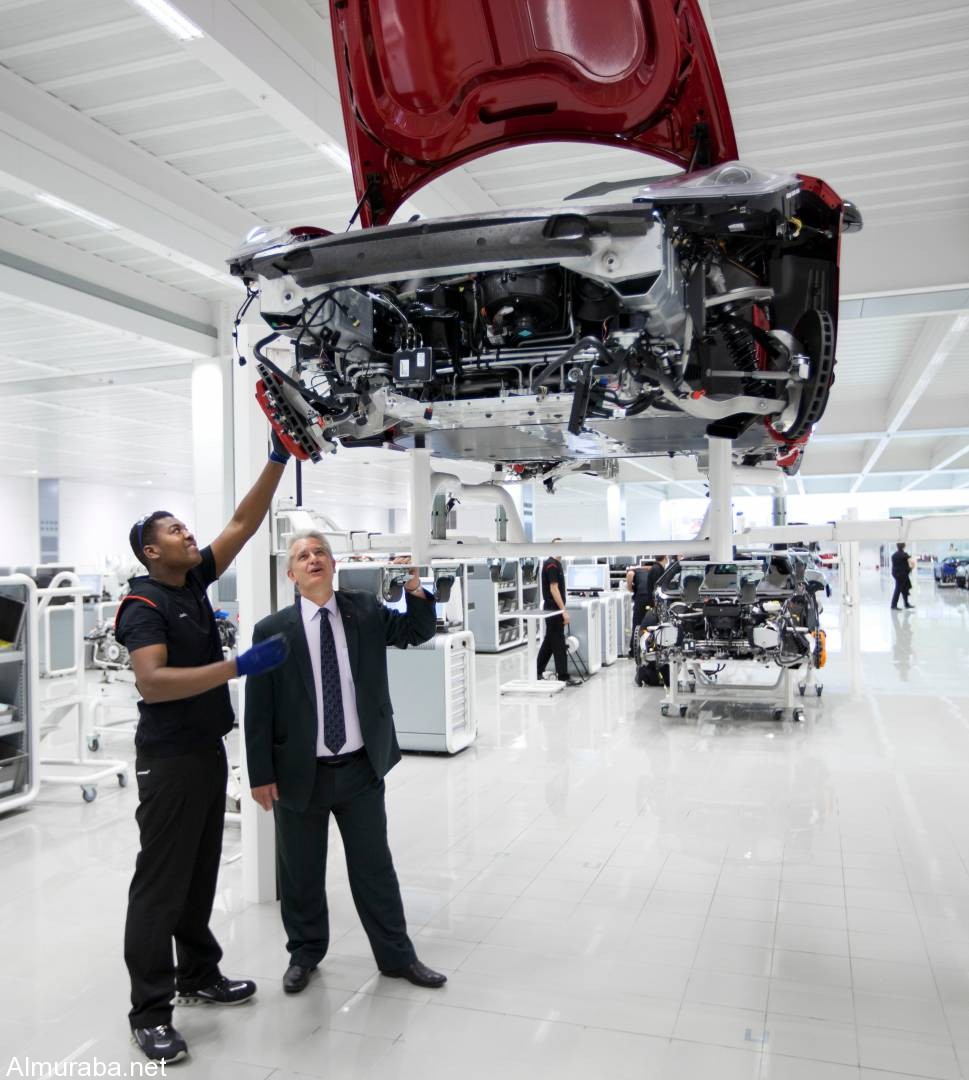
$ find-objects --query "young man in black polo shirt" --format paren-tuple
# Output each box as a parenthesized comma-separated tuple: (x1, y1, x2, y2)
(536, 543, 581, 686)
(114, 431, 292, 1064)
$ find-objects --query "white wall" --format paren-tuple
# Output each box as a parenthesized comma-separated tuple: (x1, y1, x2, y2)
(58, 480, 194, 570)
(625, 498, 663, 542)
(0, 476, 39, 568)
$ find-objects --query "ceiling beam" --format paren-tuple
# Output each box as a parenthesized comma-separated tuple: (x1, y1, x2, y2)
(0, 261, 215, 357)
(850, 314, 968, 493)
(618, 458, 702, 497)
(0, 64, 260, 276)
(0, 363, 193, 397)
(902, 438, 969, 492)
(0, 219, 215, 335)
(173, 0, 497, 220)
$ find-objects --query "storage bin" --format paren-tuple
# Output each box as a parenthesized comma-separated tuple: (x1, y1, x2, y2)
(0, 739, 27, 797)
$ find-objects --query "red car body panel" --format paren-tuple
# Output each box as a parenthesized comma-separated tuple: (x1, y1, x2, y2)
(329, 0, 738, 225)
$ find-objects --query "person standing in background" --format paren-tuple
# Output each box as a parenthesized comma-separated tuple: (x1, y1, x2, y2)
(537, 543, 580, 686)
(626, 554, 667, 658)
(890, 541, 915, 610)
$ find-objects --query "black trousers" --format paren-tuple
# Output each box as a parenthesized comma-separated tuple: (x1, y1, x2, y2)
(125, 742, 227, 1028)
(273, 752, 415, 972)
(891, 578, 912, 608)
(630, 595, 651, 656)
(537, 612, 568, 680)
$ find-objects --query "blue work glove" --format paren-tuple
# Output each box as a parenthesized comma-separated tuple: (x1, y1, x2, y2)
(236, 633, 290, 677)
(269, 428, 291, 464)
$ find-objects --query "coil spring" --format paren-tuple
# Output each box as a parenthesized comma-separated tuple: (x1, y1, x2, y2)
(721, 319, 757, 373)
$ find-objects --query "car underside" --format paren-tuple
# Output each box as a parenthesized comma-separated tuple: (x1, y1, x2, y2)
(230, 163, 858, 488)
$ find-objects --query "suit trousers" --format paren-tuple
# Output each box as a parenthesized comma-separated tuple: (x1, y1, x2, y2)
(124, 742, 227, 1028)
(274, 752, 416, 972)
(536, 612, 569, 680)
(890, 578, 912, 608)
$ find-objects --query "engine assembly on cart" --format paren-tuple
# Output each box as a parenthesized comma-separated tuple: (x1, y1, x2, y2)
(230, 164, 858, 486)
(638, 555, 827, 721)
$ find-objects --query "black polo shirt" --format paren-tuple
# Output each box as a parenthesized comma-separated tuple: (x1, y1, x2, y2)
(115, 546, 233, 757)
(541, 557, 566, 611)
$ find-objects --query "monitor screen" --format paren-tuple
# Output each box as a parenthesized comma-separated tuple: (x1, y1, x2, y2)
(566, 563, 608, 592)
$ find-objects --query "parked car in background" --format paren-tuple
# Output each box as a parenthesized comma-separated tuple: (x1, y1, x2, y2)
(935, 553, 969, 586)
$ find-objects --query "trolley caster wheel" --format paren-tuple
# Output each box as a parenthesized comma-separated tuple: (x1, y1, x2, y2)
(117, 772, 128, 788)
(772, 708, 785, 722)
(82, 786, 97, 803)
(793, 709, 806, 723)
(679, 705, 688, 718)
(86, 735, 100, 752)
(660, 704, 671, 717)
(815, 686, 823, 697)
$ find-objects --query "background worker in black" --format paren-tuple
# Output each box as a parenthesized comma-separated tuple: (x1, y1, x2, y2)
(626, 554, 667, 658)
(536, 546, 580, 686)
(890, 541, 916, 609)
(114, 430, 292, 1064)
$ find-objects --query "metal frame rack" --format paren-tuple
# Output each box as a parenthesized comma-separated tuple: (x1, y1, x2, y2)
(467, 560, 525, 652)
(0, 575, 40, 813)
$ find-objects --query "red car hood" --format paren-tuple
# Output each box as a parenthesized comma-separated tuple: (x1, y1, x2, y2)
(329, 0, 738, 226)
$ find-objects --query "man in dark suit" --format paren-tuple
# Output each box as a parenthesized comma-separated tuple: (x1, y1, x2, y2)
(890, 541, 915, 610)
(244, 531, 446, 994)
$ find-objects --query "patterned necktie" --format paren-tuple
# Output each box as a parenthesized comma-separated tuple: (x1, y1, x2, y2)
(319, 608, 346, 754)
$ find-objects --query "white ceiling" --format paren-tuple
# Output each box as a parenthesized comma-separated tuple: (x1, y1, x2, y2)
(0, 0, 967, 505)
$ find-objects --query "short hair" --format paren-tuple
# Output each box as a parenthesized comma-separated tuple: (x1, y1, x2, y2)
(287, 530, 333, 570)
(129, 511, 174, 568)
(897, 542, 906, 550)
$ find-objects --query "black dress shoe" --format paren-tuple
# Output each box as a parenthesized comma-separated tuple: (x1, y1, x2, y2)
(380, 959, 447, 988)
(283, 963, 316, 994)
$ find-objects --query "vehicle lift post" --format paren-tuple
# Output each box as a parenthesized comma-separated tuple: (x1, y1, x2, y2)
(707, 435, 734, 562)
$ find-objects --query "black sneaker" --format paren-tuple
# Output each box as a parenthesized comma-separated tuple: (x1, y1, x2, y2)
(174, 975, 256, 1007)
(131, 1025, 188, 1063)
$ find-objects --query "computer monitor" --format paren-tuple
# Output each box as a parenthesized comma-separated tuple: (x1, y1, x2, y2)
(565, 562, 608, 593)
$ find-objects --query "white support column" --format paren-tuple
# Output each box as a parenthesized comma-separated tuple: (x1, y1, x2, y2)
(232, 321, 278, 904)
(191, 356, 226, 556)
(409, 449, 432, 563)
(606, 482, 624, 540)
(707, 437, 734, 561)
(839, 507, 861, 610)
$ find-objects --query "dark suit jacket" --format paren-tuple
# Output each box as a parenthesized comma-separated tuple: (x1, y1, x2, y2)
(244, 588, 436, 811)
(891, 550, 912, 584)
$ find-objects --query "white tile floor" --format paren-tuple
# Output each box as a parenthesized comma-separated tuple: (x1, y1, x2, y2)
(4, 570, 969, 1078)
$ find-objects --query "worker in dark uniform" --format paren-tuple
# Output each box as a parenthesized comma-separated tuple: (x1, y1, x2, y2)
(890, 541, 915, 610)
(115, 429, 293, 1064)
(626, 554, 667, 658)
(536, 546, 580, 686)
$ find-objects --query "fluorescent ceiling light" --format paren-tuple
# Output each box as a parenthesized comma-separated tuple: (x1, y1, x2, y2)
(317, 143, 352, 173)
(130, 0, 203, 41)
(34, 193, 120, 231)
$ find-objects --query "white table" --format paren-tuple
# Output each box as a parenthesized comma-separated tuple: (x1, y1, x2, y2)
(499, 608, 566, 695)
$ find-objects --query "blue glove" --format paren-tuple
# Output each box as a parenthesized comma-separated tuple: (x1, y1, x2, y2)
(236, 633, 289, 677)
(269, 428, 291, 464)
